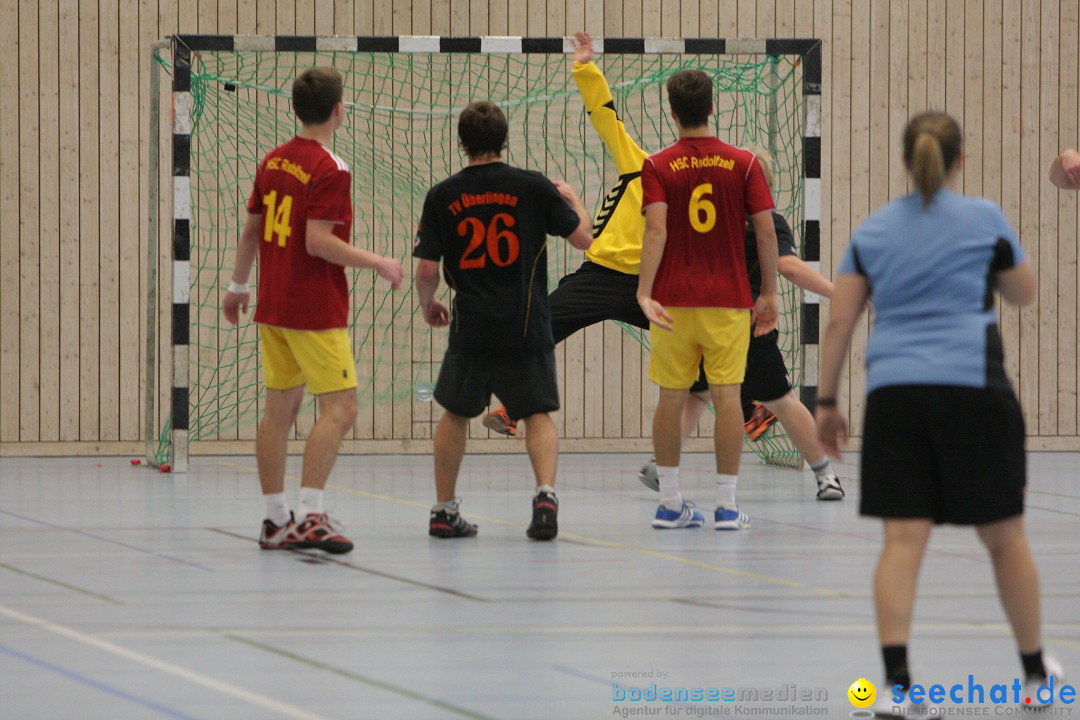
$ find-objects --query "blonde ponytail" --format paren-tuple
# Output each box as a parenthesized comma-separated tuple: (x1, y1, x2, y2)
(902, 112, 963, 208)
(911, 131, 945, 207)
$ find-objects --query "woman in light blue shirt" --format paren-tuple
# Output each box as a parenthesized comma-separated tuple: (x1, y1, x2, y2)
(816, 112, 1058, 716)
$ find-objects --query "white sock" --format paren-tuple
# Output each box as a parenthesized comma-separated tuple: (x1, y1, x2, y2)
(535, 484, 556, 496)
(264, 493, 290, 526)
(716, 473, 737, 509)
(433, 499, 460, 514)
(658, 466, 682, 509)
(809, 457, 833, 478)
(298, 487, 324, 518)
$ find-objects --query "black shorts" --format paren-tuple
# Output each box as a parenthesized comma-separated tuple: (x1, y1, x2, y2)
(860, 385, 1026, 525)
(434, 348, 560, 420)
(549, 261, 648, 344)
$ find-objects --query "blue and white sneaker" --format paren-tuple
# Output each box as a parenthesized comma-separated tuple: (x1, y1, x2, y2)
(714, 506, 750, 531)
(652, 502, 705, 529)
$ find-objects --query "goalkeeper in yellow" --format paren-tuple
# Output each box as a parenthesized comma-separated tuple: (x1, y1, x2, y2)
(482, 31, 653, 434)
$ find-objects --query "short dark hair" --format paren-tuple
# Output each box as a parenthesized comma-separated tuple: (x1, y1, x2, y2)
(292, 68, 343, 125)
(457, 101, 508, 158)
(666, 70, 712, 128)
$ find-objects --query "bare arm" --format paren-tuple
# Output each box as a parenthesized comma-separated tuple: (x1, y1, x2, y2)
(305, 220, 403, 288)
(750, 210, 779, 335)
(552, 180, 594, 250)
(636, 203, 674, 331)
(996, 258, 1037, 306)
(1050, 148, 1080, 189)
(222, 213, 261, 325)
(778, 255, 834, 298)
(414, 258, 449, 327)
(815, 273, 871, 459)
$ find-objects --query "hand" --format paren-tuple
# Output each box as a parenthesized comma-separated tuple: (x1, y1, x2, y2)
(751, 293, 778, 336)
(552, 179, 582, 207)
(572, 31, 594, 64)
(422, 300, 450, 327)
(1062, 149, 1080, 189)
(222, 290, 250, 326)
(815, 406, 848, 460)
(638, 296, 674, 331)
(378, 258, 404, 290)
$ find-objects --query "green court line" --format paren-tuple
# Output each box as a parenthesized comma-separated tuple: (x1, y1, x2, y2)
(223, 634, 503, 720)
(1025, 504, 1080, 518)
(0, 562, 123, 605)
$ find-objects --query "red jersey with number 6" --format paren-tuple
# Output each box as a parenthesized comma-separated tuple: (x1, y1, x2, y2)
(640, 136, 774, 308)
(246, 137, 352, 330)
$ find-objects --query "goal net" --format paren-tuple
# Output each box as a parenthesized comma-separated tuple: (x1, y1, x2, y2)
(154, 37, 814, 469)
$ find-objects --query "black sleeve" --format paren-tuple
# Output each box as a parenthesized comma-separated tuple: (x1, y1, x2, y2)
(542, 178, 583, 238)
(773, 212, 797, 258)
(412, 191, 443, 261)
(989, 237, 1016, 272)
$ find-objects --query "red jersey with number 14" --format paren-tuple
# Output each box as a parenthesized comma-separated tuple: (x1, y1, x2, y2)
(640, 136, 774, 308)
(246, 137, 352, 330)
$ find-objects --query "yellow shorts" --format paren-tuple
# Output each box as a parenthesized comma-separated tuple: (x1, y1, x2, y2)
(648, 307, 751, 389)
(259, 325, 357, 395)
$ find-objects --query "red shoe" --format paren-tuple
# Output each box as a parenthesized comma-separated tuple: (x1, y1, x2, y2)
(290, 513, 354, 554)
(744, 402, 778, 441)
(482, 407, 518, 437)
(259, 512, 297, 550)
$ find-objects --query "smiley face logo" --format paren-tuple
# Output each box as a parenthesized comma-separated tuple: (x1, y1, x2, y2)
(848, 678, 876, 708)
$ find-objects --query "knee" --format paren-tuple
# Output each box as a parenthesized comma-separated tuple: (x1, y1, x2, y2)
(976, 516, 1024, 554)
(326, 397, 358, 431)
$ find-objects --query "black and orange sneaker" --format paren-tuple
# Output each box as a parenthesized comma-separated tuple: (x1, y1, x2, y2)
(744, 401, 778, 441)
(258, 512, 297, 550)
(526, 490, 559, 541)
(482, 407, 518, 437)
(429, 508, 478, 538)
(290, 513, 354, 554)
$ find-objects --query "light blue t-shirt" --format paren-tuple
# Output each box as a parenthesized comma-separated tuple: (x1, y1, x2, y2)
(838, 189, 1024, 393)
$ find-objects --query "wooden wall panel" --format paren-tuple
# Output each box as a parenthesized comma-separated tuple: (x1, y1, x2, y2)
(5, 0, 1080, 455)
(1, 0, 20, 442)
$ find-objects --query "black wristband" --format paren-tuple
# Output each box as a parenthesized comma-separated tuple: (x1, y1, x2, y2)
(816, 397, 838, 408)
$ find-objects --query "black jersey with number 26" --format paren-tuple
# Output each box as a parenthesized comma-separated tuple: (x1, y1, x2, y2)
(414, 162, 581, 353)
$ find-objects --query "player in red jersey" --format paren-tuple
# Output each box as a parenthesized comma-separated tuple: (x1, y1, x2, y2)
(637, 69, 779, 531)
(222, 68, 404, 553)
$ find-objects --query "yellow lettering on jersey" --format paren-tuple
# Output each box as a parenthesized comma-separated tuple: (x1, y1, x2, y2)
(667, 155, 735, 173)
(265, 157, 312, 185)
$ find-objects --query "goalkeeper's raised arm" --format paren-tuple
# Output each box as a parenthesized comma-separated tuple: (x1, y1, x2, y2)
(570, 31, 648, 175)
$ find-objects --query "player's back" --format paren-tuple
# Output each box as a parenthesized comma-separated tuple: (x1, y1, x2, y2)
(642, 137, 774, 308)
(248, 137, 352, 330)
(418, 162, 580, 353)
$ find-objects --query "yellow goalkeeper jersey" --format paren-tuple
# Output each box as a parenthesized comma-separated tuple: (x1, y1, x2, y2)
(572, 61, 648, 275)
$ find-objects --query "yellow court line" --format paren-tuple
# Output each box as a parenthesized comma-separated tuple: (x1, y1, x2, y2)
(210, 458, 846, 597)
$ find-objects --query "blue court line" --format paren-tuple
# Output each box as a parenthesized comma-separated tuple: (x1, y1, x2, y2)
(0, 643, 201, 720)
(0, 509, 214, 572)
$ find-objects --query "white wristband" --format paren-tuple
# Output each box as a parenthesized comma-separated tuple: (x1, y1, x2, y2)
(227, 280, 249, 294)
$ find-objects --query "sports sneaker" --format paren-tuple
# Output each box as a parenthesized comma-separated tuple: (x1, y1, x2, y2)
(258, 512, 297, 550)
(714, 506, 751, 531)
(1022, 653, 1064, 709)
(482, 407, 518, 437)
(652, 502, 705, 529)
(638, 457, 659, 492)
(526, 490, 559, 540)
(744, 401, 778, 441)
(429, 508, 479, 538)
(815, 473, 845, 501)
(291, 513, 354, 554)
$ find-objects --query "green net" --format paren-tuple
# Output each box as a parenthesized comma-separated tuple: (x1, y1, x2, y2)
(156, 45, 807, 467)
